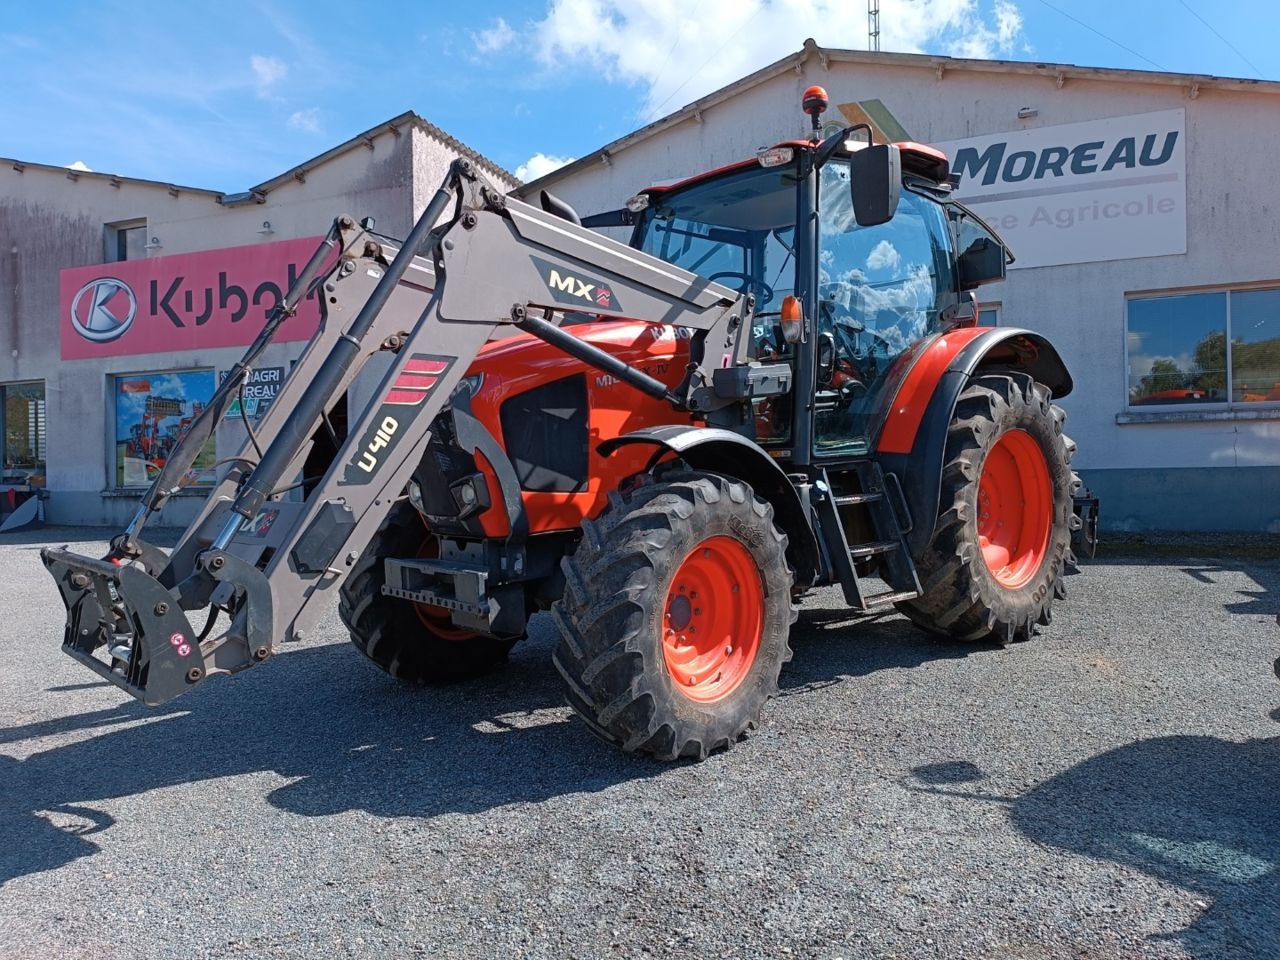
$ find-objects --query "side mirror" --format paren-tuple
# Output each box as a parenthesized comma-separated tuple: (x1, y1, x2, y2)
(957, 237, 1008, 289)
(849, 144, 901, 227)
(816, 332, 836, 385)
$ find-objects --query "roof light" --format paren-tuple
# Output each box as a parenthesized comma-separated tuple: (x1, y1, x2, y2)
(757, 146, 794, 168)
(624, 193, 650, 213)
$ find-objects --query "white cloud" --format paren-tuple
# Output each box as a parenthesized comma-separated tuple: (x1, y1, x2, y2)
(287, 108, 321, 133)
(516, 152, 576, 182)
(250, 54, 287, 98)
(950, 0, 1023, 58)
(531, 0, 1027, 120)
(474, 17, 517, 54)
(66, 160, 93, 172)
(865, 239, 901, 271)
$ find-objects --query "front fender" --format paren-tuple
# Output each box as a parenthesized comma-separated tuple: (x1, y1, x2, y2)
(873, 327, 1073, 556)
(599, 425, 820, 587)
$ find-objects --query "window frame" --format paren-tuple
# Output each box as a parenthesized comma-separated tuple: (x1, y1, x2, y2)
(104, 218, 148, 263)
(0, 380, 47, 483)
(1124, 282, 1280, 412)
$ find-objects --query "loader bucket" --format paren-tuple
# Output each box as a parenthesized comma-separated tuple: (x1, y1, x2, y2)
(41, 548, 209, 706)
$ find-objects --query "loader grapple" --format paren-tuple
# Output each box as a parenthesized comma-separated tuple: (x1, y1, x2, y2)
(41, 548, 206, 706)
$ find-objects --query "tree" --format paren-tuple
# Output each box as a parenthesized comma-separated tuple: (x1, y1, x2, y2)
(1132, 357, 1188, 402)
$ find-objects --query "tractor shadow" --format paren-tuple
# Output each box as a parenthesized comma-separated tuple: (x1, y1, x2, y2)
(910, 727, 1280, 959)
(0, 632, 659, 888)
(1, 602, 964, 889)
(781, 600, 997, 695)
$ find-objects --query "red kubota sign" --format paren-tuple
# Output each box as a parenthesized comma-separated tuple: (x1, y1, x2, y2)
(59, 236, 330, 360)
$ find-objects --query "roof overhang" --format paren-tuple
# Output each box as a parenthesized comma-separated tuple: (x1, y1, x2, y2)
(515, 38, 1280, 198)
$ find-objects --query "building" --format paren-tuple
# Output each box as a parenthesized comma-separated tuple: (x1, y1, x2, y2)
(0, 112, 515, 527)
(517, 41, 1280, 532)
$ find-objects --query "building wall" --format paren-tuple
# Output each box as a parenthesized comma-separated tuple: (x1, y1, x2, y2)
(526, 61, 1280, 532)
(0, 120, 513, 528)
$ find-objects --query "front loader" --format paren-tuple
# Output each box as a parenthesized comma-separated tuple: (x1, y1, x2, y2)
(43, 88, 1079, 759)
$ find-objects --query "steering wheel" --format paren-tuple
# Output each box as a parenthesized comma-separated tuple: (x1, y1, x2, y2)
(707, 271, 775, 306)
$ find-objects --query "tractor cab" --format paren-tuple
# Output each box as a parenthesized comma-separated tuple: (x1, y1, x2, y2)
(622, 92, 1010, 460)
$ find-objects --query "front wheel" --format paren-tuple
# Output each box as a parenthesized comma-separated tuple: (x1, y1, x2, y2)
(897, 373, 1078, 644)
(552, 471, 796, 760)
(338, 501, 518, 683)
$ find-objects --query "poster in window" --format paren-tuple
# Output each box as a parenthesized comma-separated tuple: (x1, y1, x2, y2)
(115, 371, 216, 486)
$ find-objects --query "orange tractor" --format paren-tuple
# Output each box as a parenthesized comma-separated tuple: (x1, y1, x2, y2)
(44, 89, 1079, 759)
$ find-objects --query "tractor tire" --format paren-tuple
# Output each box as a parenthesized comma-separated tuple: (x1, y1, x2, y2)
(897, 373, 1079, 645)
(338, 501, 517, 683)
(552, 471, 796, 760)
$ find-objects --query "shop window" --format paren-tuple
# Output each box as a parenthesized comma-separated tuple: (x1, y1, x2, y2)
(1126, 286, 1280, 407)
(0, 381, 46, 486)
(1230, 289, 1280, 403)
(114, 371, 216, 487)
(105, 219, 147, 262)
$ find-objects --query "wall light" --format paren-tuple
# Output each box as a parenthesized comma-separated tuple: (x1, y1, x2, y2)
(1017, 106, 1039, 119)
(143, 236, 162, 250)
(258, 220, 274, 236)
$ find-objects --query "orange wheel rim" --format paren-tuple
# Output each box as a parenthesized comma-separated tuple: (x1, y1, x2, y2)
(662, 536, 764, 702)
(976, 429, 1053, 588)
(412, 536, 477, 642)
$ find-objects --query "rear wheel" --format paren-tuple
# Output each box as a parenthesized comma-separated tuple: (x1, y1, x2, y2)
(552, 471, 796, 760)
(338, 501, 517, 683)
(897, 373, 1078, 644)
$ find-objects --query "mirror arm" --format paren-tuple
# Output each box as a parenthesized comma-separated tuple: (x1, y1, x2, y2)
(816, 123, 874, 168)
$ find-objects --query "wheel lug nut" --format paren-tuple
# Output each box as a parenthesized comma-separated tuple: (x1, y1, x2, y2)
(725, 645, 733, 655)
(686, 676, 696, 686)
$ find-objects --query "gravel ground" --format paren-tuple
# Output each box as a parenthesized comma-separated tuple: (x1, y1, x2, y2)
(0, 527, 1277, 960)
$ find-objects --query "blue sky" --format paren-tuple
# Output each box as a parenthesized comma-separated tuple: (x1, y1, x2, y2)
(2, 0, 1275, 191)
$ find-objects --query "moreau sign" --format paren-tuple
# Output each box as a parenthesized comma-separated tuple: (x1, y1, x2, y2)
(937, 109, 1186, 269)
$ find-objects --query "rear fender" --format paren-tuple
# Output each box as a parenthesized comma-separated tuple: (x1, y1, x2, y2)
(874, 328, 1073, 556)
(599, 425, 820, 587)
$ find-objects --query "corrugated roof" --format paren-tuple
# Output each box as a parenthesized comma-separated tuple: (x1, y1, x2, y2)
(0, 157, 223, 197)
(241, 111, 519, 201)
(3, 111, 517, 204)
(515, 38, 1280, 197)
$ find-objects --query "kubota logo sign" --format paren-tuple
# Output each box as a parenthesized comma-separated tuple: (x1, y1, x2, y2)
(937, 108, 1187, 269)
(69, 277, 137, 343)
(59, 236, 331, 360)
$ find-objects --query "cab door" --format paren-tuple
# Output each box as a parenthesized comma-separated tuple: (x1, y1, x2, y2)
(811, 162, 959, 457)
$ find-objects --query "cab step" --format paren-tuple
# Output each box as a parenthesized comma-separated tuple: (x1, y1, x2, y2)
(813, 461, 922, 613)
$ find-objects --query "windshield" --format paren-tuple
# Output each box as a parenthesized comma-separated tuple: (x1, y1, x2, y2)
(635, 164, 798, 312)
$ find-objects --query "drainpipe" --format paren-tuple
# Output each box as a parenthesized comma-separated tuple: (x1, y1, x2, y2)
(8, 242, 18, 366)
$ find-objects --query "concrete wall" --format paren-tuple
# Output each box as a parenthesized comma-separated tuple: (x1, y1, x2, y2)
(0, 120, 505, 527)
(527, 60, 1280, 532)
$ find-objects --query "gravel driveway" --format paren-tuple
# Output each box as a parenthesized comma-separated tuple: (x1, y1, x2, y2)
(1, 528, 1276, 959)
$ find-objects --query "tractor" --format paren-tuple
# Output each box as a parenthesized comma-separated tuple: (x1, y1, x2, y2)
(43, 88, 1078, 760)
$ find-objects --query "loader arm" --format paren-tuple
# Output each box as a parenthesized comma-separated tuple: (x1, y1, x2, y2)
(42, 158, 779, 706)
